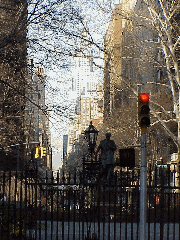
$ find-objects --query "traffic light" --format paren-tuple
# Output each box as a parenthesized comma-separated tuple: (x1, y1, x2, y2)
(138, 93, 150, 128)
(40, 147, 46, 158)
(35, 147, 40, 159)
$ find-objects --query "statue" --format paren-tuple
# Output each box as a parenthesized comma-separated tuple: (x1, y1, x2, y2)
(95, 133, 117, 181)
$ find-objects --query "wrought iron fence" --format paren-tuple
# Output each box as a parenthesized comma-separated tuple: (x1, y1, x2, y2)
(0, 165, 179, 240)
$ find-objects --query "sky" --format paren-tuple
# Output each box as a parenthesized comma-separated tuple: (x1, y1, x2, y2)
(45, 68, 73, 169)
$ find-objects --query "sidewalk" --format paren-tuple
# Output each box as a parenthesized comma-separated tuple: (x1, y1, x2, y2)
(26, 221, 179, 240)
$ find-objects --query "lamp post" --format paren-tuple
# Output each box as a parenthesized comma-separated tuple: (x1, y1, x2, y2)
(84, 121, 99, 161)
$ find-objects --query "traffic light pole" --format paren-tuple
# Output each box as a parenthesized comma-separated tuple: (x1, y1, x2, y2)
(140, 132, 147, 240)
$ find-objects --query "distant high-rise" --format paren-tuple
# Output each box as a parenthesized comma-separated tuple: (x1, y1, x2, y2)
(71, 28, 97, 99)
(63, 135, 68, 160)
(67, 28, 103, 155)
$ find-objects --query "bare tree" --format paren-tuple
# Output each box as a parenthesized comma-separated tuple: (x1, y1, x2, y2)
(1, 0, 179, 170)
(0, 0, 108, 169)
(100, 1, 180, 159)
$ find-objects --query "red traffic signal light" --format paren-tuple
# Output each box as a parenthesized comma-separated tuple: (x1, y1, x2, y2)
(138, 93, 150, 128)
(140, 93, 150, 103)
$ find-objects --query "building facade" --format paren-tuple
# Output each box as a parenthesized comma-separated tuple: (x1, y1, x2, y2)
(0, 0, 51, 170)
(25, 61, 51, 169)
(102, 2, 177, 165)
(0, 0, 27, 170)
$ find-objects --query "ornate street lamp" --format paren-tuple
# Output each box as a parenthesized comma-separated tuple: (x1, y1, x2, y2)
(84, 121, 99, 158)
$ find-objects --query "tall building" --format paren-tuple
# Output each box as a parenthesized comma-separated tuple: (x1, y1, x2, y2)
(63, 135, 68, 160)
(71, 28, 97, 100)
(25, 61, 51, 168)
(67, 28, 103, 156)
(0, 0, 27, 170)
(0, 0, 51, 170)
(102, 2, 177, 164)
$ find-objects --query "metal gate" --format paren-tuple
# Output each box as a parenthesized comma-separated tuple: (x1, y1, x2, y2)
(0, 166, 179, 239)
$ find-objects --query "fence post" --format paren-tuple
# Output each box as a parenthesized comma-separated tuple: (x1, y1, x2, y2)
(140, 133, 147, 240)
(160, 167, 165, 240)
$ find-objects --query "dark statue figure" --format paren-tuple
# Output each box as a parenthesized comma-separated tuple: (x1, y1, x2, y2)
(95, 133, 117, 181)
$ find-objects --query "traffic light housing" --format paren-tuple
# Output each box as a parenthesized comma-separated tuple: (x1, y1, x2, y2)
(138, 93, 150, 129)
(40, 147, 46, 158)
(35, 147, 40, 159)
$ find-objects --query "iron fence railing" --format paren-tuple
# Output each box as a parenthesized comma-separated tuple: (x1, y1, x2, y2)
(0, 165, 179, 239)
